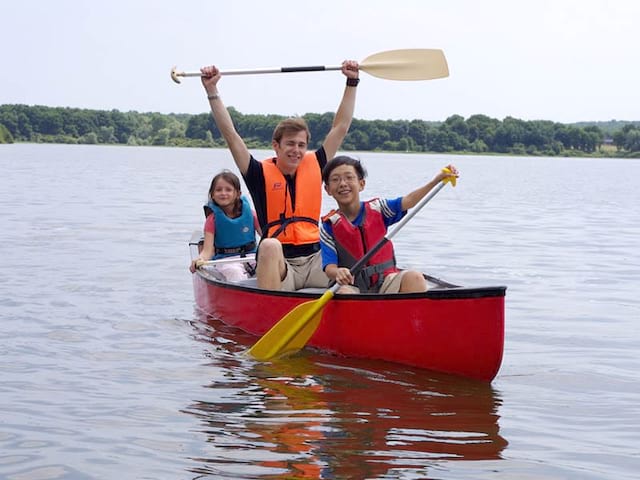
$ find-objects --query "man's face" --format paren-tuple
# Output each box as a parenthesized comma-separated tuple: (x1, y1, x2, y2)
(272, 131, 308, 174)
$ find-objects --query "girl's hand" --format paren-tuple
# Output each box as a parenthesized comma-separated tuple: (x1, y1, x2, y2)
(190, 258, 205, 273)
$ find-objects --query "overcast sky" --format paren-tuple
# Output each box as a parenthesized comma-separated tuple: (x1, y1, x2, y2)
(2, 0, 638, 123)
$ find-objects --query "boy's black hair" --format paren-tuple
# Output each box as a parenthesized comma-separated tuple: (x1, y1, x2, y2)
(322, 156, 367, 184)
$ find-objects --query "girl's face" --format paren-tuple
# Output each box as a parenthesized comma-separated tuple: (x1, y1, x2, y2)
(211, 178, 239, 210)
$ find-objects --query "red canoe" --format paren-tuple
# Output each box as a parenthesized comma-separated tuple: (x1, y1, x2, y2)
(190, 240, 506, 382)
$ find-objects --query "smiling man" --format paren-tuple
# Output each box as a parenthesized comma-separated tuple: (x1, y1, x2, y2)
(200, 61, 359, 290)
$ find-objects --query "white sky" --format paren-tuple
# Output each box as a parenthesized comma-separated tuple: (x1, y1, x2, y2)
(2, 0, 638, 123)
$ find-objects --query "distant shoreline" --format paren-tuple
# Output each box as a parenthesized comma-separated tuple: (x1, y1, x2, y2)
(4, 140, 637, 161)
(1, 104, 639, 157)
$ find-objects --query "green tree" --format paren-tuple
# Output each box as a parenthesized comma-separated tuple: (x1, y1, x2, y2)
(80, 132, 98, 144)
(17, 112, 33, 140)
(624, 129, 640, 152)
(111, 110, 136, 143)
(0, 123, 14, 143)
(97, 126, 116, 143)
(407, 119, 427, 150)
(368, 127, 390, 150)
(0, 108, 18, 134)
(431, 130, 453, 152)
(347, 129, 369, 151)
(304, 112, 333, 149)
(186, 113, 211, 140)
(444, 114, 468, 137)
(397, 136, 415, 152)
(153, 128, 170, 145)
(612, 124, 640, 153)
(470, 138, 488, 153)
(466, 114, 500, 145)
(493, 117, 527, 152)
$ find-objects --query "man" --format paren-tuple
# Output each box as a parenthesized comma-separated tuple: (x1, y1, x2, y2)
(200, 60, 359, 290)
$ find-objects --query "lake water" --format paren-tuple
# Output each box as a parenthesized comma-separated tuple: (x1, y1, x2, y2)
(1, 143, 638, 479)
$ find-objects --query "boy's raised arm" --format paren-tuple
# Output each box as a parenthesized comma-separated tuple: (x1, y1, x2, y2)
(401, 165, 459, 210)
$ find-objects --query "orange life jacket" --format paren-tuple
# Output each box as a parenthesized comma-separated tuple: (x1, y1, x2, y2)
(262, 153, 322, 246)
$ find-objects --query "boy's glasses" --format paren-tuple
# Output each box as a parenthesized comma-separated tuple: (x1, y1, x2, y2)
(328, 174, 360, 185)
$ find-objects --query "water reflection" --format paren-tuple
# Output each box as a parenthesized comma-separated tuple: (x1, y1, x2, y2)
(185, 314, 507, 479)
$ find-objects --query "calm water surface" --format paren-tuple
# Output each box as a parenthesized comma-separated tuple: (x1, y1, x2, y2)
(1, 144, 638, 479)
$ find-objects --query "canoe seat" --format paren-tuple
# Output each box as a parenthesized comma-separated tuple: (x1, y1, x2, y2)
(234, 277, 324, 294)
(237, 278, 259, 287)
(296, 287, 326, 294)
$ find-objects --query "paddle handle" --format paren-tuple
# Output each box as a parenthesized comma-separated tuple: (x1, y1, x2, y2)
(348, 181, 447, 278)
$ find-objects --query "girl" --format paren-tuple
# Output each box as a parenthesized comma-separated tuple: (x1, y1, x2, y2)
(190, 170, 261, 281)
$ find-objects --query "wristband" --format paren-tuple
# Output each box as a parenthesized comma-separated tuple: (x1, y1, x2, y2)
(207, 93, 220, 100)
(346, 78, 360, 87)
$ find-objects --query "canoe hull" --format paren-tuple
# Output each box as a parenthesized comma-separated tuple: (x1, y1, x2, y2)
(193, 272, 506, 382)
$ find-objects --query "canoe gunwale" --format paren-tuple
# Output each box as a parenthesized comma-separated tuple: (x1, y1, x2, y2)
(195, 269, 507, 301)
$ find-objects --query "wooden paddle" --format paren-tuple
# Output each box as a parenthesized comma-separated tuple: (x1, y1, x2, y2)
(248, 169, 457, 361)
(171, 48, 448, 83)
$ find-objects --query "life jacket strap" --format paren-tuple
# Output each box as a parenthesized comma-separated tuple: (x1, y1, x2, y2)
(264, 215, 318, 239)
(355, 259, 396, 291)
(215, 240, 257, 257)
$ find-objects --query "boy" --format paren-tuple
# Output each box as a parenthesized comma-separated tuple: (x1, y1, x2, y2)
(320, 156, 458, 294)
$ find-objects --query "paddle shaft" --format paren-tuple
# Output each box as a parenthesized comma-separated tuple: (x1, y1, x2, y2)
(176, 65, 343, 79)
(198, 254, 256, 267)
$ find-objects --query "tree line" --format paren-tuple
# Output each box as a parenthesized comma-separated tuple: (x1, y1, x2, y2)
(1, 104, 638, 156)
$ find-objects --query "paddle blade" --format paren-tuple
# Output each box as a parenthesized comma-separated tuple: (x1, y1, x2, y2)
(248, 290, 334, 361)
(360, 49, 449, 81)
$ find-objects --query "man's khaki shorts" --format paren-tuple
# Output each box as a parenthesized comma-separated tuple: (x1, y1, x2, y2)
(281, 251, 330, 291)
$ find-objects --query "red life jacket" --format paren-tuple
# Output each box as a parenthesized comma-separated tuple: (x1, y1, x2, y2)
(323, 199, 398, 292)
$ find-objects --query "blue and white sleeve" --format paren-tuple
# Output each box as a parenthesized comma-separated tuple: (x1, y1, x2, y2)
(320, 222, 338, 270)
(378, 197, 407, 227)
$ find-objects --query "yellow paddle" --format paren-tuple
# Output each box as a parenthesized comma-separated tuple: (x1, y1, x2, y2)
(171, 48, 448, 83)
(248, 169, 457, 361)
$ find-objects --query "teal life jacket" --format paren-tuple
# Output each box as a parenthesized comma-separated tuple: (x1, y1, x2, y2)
(205, 196, 257, 259)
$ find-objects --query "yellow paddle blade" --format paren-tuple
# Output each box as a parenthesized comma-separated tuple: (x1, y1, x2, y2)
(248, 290, 335, 361)
(361, 49, 449, 81)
